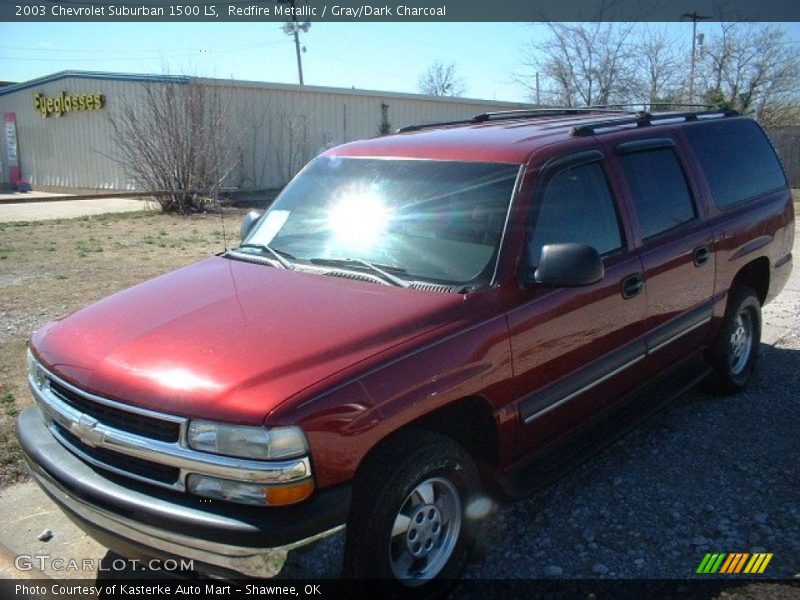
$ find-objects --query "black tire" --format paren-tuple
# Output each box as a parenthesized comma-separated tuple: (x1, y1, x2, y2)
(344, 430, 481, 591)
(706, 285, 762, 394)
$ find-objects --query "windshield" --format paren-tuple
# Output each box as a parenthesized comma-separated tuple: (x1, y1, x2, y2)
(241, 157, 520, 286)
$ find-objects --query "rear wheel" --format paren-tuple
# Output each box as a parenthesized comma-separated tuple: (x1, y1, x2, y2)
(707, 285, 761, 394)
(345, 431, 480, 589)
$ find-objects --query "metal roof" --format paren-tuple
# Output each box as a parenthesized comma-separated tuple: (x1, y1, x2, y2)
(0, 70, 533, 109)
(0, 71, 191, 97)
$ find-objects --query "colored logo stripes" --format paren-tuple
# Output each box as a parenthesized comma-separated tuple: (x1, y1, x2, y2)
(697, 552, 773, 574)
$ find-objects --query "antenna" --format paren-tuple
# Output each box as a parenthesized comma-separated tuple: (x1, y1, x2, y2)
(216, 190, 228, 252)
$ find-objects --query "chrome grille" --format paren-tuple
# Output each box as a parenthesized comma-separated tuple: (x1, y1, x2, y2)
(28, 361, 312, 495)
(31, 366, 190, 491)
(49, 380, 180, 443)
(54, 423, 180, 485)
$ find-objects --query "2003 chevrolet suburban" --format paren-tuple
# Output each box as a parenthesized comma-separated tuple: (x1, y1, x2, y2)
(18, 107, 794, 586)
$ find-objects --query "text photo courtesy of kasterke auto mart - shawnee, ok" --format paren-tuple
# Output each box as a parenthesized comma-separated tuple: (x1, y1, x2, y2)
(1, 1, 799, 599)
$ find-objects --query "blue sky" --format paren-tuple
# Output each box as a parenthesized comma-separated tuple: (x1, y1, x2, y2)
(2, 22, 799, 103)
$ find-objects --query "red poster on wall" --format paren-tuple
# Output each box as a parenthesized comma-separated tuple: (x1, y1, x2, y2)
(4, 112, 21, 185)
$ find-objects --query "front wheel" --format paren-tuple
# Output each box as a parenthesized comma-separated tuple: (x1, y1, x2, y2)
(707, 285, 762, 394)
(344, 431, 481, 589)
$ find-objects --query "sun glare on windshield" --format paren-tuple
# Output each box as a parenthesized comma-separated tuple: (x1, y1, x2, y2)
(326, 184, 394, 250)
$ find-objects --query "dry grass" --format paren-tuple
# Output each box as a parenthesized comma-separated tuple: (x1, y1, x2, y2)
(0, 209, 247, 487)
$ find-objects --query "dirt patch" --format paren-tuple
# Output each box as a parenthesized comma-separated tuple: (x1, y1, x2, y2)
(0, 209, 247, 487)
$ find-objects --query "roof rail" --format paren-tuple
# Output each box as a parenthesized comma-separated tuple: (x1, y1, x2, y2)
(396, 118, 479, 133)
(472, 107, 634, 121)
(395, 105, 737, 135)
(584, 102, 717, 112)
(570, 108, 739, 137)
(396, 107, 634, 134)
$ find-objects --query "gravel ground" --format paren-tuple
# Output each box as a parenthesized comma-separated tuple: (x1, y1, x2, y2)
(460, 334, 799, 581)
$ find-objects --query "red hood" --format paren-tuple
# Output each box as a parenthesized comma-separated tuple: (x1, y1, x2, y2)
(32, 257, 465, 424)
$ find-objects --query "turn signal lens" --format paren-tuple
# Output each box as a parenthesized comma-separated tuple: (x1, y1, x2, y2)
(264, 479, 316, 506)
(186, 474, 315, 506)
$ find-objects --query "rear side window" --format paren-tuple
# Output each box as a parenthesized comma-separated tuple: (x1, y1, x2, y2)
(528, 161, 623, 264)
(618, 148, 696, 239)
(684, 119, 787, 209)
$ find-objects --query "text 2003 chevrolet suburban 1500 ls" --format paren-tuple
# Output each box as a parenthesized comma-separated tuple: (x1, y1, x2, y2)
(18, 108, 794, 587)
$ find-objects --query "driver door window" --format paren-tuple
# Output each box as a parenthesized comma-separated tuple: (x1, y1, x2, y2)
(528, 161, 624, 265)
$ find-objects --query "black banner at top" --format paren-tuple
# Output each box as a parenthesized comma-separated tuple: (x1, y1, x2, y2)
(2, 0, 800, 23)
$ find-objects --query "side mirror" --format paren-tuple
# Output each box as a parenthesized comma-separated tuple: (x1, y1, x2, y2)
(240, 210, 263, 242)
(532, 243, 604, 287)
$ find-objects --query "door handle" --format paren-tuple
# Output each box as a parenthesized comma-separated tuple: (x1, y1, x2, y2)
(621, 273, 644, 299)
(694, 245, 711, 267)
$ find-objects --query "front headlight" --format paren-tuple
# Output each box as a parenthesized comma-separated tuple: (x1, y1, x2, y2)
(187, 420, 314, 506)
(27, 348, 47, 390)
(187, 420, 308, 460)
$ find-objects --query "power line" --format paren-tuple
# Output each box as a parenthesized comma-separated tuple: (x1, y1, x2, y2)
(0, 40, 290, 55)
(0, 54, 207, 62)
(0, 39, 293, 65)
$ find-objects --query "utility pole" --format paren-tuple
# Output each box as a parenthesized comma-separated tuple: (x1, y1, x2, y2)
(291, 18, 304, 86)
(535, 72, 540, 105)
(682, 11, 710, 104)
(279, 0, 310, 85)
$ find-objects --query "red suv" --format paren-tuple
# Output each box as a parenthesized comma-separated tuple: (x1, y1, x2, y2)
(19, 108, 794, 586)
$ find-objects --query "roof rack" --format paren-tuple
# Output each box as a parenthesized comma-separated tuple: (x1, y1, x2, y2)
(396, 107, 634, 134)
(570, 107, 739, 137)
(396, 118, 479, 133)
(473, 107, 636, 121)
(584, 102, 717, 111)
(395, 105, 737, 135)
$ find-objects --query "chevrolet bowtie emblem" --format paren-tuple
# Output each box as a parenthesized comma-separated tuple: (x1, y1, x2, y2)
(69, 415, 105, 448)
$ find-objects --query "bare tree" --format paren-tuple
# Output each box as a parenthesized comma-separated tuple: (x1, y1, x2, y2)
(238, 97, 276, 189)
(272, 111, 311, 185)
(520, 22, 638, 106)
(418, 61, 466, 97)
(518, 20, 800, 124)
(633, 26, 685, 105)
(108, 80, 239, 214)
(699, 22, 736, 99)
(218, 93, 315, 190)
(697, 23, 800, 122)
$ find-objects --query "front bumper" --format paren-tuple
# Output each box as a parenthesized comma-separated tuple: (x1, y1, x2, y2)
(17, 406, 350, 578)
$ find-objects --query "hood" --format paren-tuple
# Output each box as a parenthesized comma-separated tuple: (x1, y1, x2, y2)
(32, 256, 465, 424)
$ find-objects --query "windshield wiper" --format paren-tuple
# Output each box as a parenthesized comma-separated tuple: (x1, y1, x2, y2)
(237, 243, 295, 270)
(309, 257, 410, 288)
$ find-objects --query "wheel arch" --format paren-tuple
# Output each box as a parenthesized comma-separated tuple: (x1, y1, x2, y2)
(730, 257, 770, 306)
(352, 395, 499, 485)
